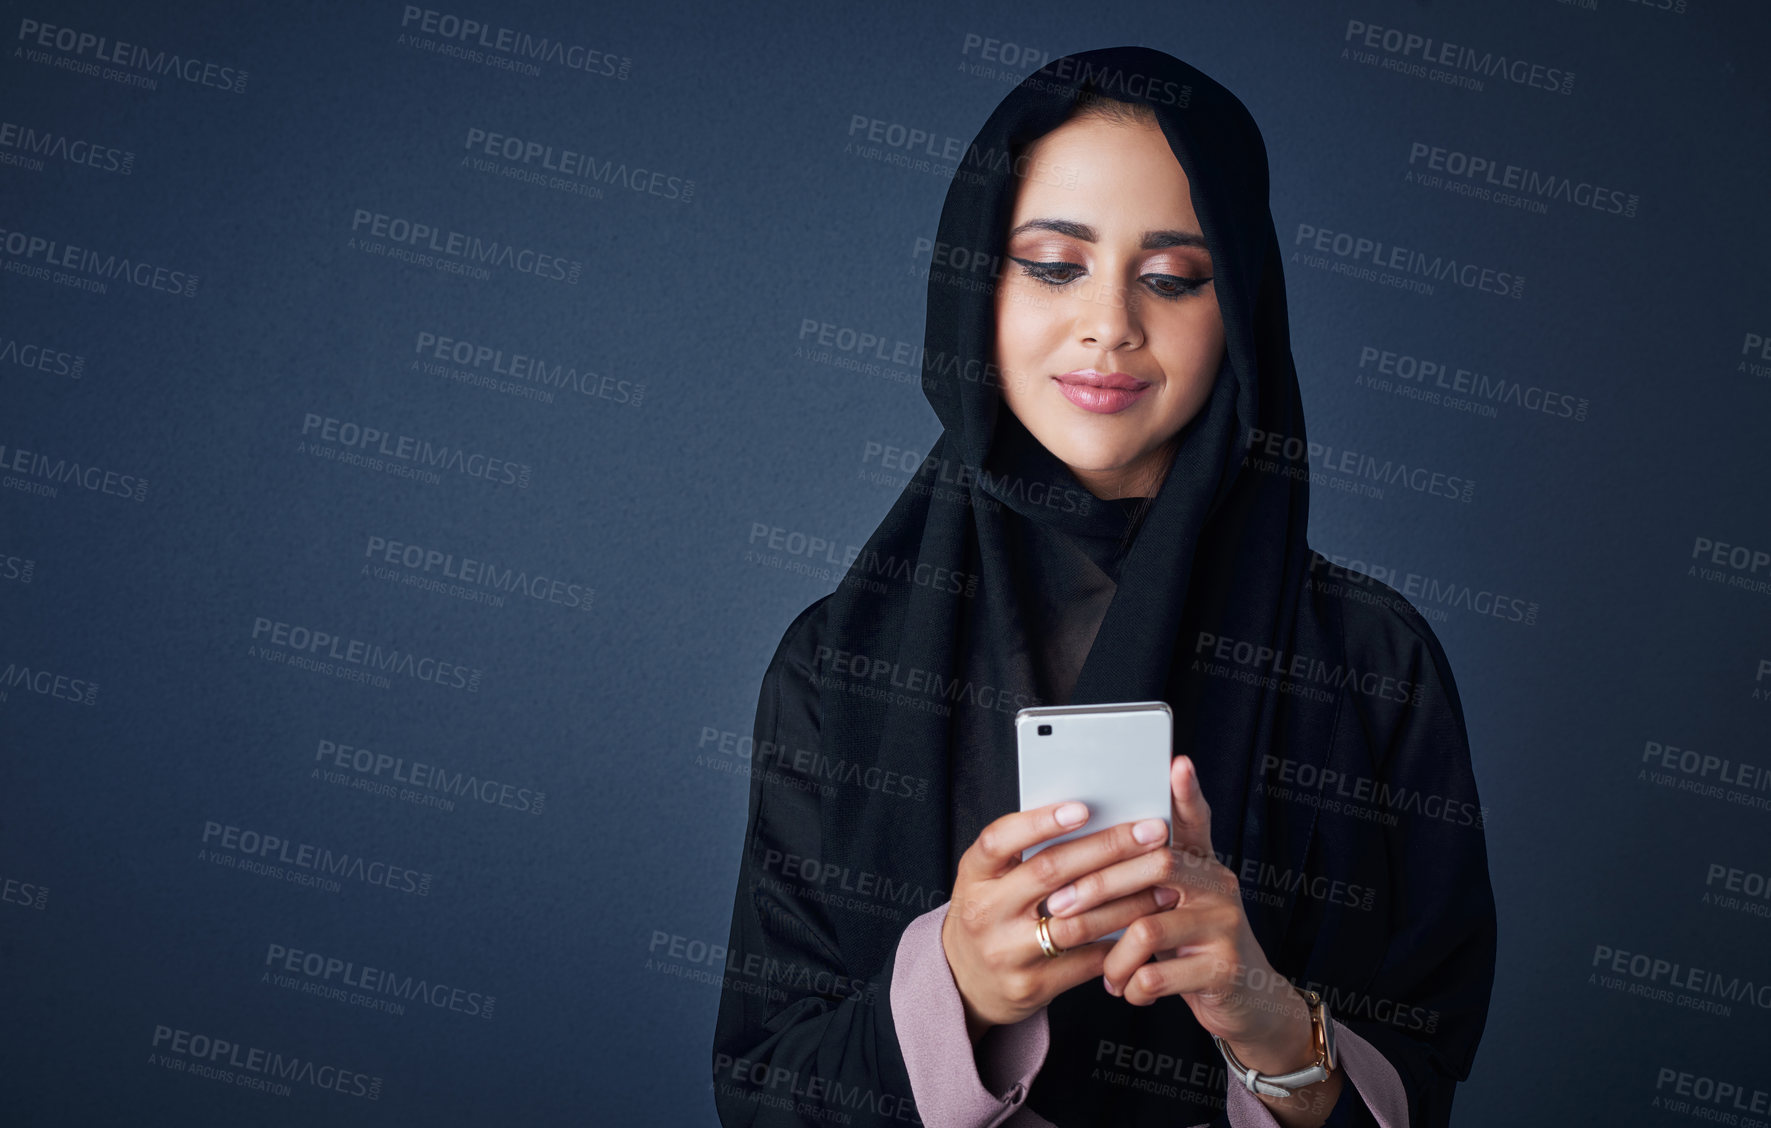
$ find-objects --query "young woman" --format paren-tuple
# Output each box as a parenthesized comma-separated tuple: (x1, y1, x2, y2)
(713, 46, 1496, 1128)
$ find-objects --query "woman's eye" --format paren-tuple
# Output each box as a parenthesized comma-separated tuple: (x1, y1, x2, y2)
(1012, 257, 1083, 286)
(1144, 274, 1211, 300)
(1010, 257, 1211, 300)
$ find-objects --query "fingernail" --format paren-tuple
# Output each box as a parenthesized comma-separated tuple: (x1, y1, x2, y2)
(1103, 974, 1120, 997)
(1056, 802, 1088, 827)
(1153, 885, 1179, 908)
(1133, 818, 1167, 844)
(1047, 885, 1075, 913)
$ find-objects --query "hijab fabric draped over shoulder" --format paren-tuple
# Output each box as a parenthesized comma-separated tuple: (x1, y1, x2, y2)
(715, 45, 1496, 1128)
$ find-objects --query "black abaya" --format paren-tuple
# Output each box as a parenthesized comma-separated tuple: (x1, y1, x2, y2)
(713, 45, 1496, 1128)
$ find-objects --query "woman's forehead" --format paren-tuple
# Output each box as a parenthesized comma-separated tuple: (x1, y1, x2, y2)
(1006, 117, 1203, 234)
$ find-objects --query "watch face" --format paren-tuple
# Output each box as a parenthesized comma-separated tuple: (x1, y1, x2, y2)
(1306, 993, 1334, 1066)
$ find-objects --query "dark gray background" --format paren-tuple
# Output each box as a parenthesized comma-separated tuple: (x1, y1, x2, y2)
(3, 0, 1769, 1123)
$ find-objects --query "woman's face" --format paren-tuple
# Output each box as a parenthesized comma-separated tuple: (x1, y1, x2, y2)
(993, 112, 1226, 501)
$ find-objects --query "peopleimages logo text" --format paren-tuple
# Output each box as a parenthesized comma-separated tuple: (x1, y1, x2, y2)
(1343, 19, 1573, 94)
(201, 821, 433, 896)
(251, 616, 484, 692)
(16, 18, 248, 92)
(398, 6, 630, 78)
(150, 1026, 380, 1100)
(1293, 223, 1522, 299)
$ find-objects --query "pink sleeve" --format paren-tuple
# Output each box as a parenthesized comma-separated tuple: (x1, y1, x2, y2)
(1224, 1018, 1410, 1128)
(889, 901, 1061, 1128)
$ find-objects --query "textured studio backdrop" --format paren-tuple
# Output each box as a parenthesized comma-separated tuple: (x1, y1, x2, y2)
(3, 1, 1769, 1125)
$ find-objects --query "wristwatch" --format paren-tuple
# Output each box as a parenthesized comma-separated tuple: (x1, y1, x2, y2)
(1213, 986, 1337, 1099)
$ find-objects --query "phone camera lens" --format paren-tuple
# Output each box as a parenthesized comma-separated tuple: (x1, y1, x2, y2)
(1037, 724, 1052, 736)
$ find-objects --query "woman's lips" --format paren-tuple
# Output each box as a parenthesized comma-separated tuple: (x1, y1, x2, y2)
(1053, 372, 1152, 414)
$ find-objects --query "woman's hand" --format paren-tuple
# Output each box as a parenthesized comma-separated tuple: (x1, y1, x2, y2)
(1045, 756, 1318, 1072)
(941, 800, 1179, 1041)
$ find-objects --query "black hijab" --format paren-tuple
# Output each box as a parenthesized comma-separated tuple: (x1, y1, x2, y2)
(819, 44, 1315, 983)
(755, 45, 1494, 1127)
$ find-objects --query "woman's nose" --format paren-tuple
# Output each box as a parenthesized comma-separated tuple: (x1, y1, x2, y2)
(1076, 282, 1142, 351)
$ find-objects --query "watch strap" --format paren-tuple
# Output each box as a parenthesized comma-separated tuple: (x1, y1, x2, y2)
(1213, 987, 1336, 1099)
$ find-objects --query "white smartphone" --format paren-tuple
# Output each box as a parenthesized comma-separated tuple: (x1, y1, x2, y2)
(1015, 700, 1174, 942)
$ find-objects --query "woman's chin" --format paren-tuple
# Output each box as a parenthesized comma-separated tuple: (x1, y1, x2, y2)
(1040, 439, 1147, 477)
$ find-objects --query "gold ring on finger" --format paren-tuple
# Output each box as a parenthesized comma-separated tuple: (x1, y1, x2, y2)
(1036, 914, 1065, 959)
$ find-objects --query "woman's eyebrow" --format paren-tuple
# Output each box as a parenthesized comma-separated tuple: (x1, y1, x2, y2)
(1141, 229, 1207, 250)
(1007, 218, 1206, 250)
